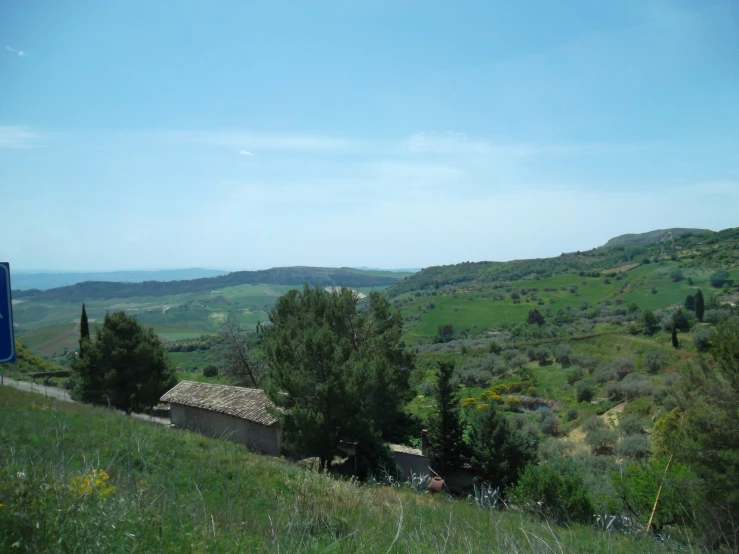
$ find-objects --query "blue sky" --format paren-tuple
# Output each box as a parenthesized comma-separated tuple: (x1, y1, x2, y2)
(1, 0, 737, 271)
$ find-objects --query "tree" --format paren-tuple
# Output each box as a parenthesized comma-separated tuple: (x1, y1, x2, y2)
(263, 285, 413, 471)
(644, 350, 668, 373)
(642, 309, 659, 335)
(467, 402, 534, 489)
(217, 320, 265, 387)
(612, 457, 699, 532)
(513, 460, 595, 524)
(671, 308, 690, 331)
(684, 294, 695, 312)
(709, 269, 732, 288)
(660, 321, 739, 548)
(203, 365, 218, 377)
(426, 361, 466, 476)
(527, 309, 545, 327)
(437, 324, 454, 342)
(671, 326, 678, 349)
(669, 268, 684, 282)
(694, 289, 705, 322)
(79, 304, 90, 341)
(71, 311, 176, 413)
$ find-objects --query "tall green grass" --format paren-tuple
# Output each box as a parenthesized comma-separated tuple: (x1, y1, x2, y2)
(0, 388, 680, 552)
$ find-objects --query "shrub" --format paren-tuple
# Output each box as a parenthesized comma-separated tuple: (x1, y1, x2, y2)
(537, 411, 560, 436)
(538, 438, 575, 460)
(593, 363, 617, 383)
(203, 365, 219, 377)
(611, 358, 635, 380)
(583, 419, 618, 455)
(565, 367, 583, 385)
(487, 340, 502, 354)
(532, 346, 550, 366)
(461, 397, 478, 410)
(512, 460, 596, 524)
(612, 457, 700, 530)
(566, 407, 578, 422)
(570, 353, 598, 372)
(615, 434, 649, 459)
(617, 374, 653, 401)
(505, 397, 522, 411)
(709, 269, 731, 288)
(692, 328, 712, 352)
(622, 396, 653, 418)
(644, 350, 668, 373)
(669, 268, 684, 282)
(704, 309, 731, 324)
(618, 415, 646, 436)
(574, 380, 594, 403)
(553, 343, 573, 366)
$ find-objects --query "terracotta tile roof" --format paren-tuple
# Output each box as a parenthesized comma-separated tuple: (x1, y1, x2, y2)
(160, 381, 279, 427)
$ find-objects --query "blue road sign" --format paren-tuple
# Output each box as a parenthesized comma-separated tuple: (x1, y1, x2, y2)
(0, 263, 15, 363)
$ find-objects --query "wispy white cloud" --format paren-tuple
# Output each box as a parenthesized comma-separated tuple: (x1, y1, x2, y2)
(163, 130, 354, 152)
(239, 150, 254, 156)
(404, 131, 658, 157)
(0, 126, 46, 148)
(5, 46, 25, 56)
(406, 132, 491, 155)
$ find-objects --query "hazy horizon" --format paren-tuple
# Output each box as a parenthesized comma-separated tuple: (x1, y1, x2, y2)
(8, 223, 719, 273)
(2, 1, 737, 271)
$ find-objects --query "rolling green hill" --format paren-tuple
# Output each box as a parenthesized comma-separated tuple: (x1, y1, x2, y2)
(387, 226, 737, 302)
(602, 228, 711, 248)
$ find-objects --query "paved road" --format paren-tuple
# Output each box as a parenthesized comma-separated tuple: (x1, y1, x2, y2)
(1, 377, 171, 426)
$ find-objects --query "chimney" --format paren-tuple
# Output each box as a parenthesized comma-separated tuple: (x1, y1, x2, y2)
(421, 429, 428, 456)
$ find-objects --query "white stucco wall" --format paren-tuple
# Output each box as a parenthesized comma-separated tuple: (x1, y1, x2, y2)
(170, 404, 282, 455)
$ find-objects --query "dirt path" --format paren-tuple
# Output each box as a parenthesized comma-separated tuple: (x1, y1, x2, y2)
(1, 377, 171, 426)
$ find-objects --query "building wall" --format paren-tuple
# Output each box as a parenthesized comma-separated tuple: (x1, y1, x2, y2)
(394, 451, 429, 479)
(170, 404, 282, 455)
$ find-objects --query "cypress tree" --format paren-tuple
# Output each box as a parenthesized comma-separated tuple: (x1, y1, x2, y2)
(694, 289, 705, 322)
(427, 361, 466, 476)
(672, 326, 679, 349)
(80, 304, 90, 340)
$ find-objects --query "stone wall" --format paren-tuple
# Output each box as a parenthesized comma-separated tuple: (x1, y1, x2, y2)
(170, 404, 282, 455)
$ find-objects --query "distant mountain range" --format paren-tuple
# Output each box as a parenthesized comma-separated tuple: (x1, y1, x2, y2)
(13, 266, 411, 302)
(11, 268, 228, 291)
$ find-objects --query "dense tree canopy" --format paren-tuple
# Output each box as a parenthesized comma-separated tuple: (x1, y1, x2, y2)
(71, 311, 176, 413)
(263, 285, 414, 470)
(663, 319, 739, 548)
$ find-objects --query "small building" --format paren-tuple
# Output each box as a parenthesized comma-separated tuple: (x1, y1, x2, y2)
(160, 381, 282, 455)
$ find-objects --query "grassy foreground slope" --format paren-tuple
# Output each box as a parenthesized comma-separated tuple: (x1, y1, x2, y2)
(0, 388, 670, 553)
